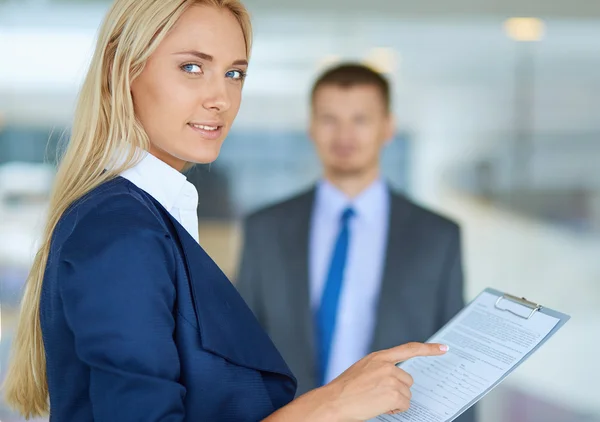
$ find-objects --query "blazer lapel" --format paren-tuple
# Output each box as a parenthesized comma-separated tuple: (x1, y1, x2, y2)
(279, 188, 317, 383)
(171, 215, 297, 383)
(370, 192, 416, 352)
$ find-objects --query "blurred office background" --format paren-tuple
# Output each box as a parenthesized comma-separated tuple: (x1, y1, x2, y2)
(1, 0, 599, 420)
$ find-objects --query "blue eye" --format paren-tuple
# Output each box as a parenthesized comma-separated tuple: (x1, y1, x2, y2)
(226, 69, 246, 80)
(181, 63, 201, 74)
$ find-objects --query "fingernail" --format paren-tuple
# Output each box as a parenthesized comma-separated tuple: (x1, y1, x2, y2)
(440, 344, 449, 352)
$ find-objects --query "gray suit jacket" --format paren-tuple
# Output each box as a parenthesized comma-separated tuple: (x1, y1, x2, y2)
(236, 186, 476, 422)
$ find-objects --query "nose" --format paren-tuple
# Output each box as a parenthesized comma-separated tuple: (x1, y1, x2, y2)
(337, 121, 355, 141)
(202, 78, 231, 113)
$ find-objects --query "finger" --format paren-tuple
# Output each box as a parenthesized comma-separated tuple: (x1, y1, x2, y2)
(391, 367, 414, 388)
(384, 389, 411, 414)
(380, 368, 413, 397)
(381, 363, 414, 388)
(378, 342, 448, 363)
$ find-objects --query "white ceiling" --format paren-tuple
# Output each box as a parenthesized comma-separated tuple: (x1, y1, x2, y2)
(6, 0, 600, 19)
(243, 0, 600, 18)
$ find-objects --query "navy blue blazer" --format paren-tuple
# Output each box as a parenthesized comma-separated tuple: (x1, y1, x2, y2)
(40, 177, 297, 421)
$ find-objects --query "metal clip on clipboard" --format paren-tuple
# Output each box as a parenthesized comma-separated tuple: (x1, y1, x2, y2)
(494, 293, 542, 320)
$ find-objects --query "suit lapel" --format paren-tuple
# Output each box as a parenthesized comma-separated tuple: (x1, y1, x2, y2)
(142, 189, 297, 385)
(178, 221, 299, 381)
(370, 192, 416, 352)
(281, 187, 417, 366)
(279, 188, 317, 383)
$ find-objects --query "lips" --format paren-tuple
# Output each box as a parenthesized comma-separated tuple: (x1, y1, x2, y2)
(189, 123, 219, 131)
(188, 122, 224, 140)
(331, 143, 356, 157)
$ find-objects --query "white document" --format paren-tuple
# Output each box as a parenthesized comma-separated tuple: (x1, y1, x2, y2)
(369, 290, 567, 422)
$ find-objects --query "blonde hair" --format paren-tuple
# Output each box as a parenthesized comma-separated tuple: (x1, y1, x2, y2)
(3, 0, 252, 417)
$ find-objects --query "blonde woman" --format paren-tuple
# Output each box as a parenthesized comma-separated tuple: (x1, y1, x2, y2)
(3, 0, 448, 420)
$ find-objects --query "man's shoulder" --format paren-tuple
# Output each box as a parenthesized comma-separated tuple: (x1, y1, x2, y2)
(244, 187, 315, 228)
(391, 191, 460, 236)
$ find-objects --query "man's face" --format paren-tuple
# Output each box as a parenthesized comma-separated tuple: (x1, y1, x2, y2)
(310, 84, 394, 178)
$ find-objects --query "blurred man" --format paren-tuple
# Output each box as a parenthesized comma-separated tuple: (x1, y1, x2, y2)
(236, 63, 475, 422)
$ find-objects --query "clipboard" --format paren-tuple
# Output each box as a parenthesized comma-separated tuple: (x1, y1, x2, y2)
(437, 288, 569, 421)
(384, 287, 571, 422)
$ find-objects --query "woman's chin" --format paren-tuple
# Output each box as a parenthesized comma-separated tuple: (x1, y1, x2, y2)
(185, 148, 222, 165)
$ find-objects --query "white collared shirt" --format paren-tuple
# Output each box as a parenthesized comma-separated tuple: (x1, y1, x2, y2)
(309, 178, 390, 383)
(120, 152, 200, 243)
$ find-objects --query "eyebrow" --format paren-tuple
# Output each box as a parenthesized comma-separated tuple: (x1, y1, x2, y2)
(174, 50, 248, 66)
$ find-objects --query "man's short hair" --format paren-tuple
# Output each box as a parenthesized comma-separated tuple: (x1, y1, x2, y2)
(310, 62, 391, 112)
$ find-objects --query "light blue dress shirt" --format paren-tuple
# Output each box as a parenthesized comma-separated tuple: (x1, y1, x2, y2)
(309, 178, 390, 383)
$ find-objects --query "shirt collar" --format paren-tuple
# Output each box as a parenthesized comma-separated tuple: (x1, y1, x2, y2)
(314, 178, 389, 224)
(119, 150, 197, 212)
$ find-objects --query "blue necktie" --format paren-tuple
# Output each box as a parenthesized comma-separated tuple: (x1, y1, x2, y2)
(316, 207, 355, 386)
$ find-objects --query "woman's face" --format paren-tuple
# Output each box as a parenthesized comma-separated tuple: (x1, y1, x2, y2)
(131, 4, 248, 170)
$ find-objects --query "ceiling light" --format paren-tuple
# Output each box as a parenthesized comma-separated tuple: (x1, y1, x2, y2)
(316, 54, 341, 72)
(504, 17, 545, 42)
(364, 47, 398, 74)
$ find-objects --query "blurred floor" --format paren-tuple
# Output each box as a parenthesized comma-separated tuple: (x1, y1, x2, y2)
(440, 188, 600, 422)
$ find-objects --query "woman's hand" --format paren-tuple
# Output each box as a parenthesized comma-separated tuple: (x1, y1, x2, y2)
(321, 342, 448, 421)
(265, 342, 448, 422)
